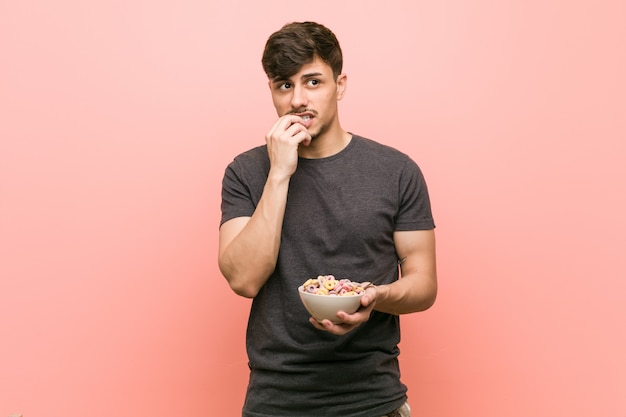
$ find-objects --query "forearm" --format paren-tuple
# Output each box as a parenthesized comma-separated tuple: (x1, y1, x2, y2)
(219, 173, 290, 298)
(315, 269, 437, 336)
(373, 271, 437, 315)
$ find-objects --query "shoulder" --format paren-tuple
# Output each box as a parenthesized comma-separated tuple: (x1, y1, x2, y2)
(232, 145, 268, 165)
(350, 135, 416, 167)
(222, 145, 270, 193)
(226, 145, 269, 173)
(353, 135, 410, 156)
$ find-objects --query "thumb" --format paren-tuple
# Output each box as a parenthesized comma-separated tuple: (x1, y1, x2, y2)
(361, 287, 377, 307)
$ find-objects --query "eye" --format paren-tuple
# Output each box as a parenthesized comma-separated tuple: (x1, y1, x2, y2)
(306, 79, 320, 87)
(278, 82, 292, 91)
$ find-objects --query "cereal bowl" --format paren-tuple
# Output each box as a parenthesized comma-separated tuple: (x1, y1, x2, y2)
(298, 287, 364, 324)
(297, 275, 369, 323)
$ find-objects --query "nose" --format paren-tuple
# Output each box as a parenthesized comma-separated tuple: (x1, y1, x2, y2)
(290, 83, 308, 109)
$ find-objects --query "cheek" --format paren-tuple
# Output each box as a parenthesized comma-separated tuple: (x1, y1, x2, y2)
(319, 94, 339, 113)
(271, 94, 292, 114)
(271, 97, 286, 115)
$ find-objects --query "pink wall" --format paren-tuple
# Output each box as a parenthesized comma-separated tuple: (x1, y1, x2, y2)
(1, 1, 625, 416)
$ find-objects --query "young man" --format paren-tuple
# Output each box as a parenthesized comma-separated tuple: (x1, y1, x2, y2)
(219, 21, 437, 417)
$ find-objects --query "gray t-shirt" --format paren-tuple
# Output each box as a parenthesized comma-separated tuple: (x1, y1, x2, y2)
(220, 135, 435, 417)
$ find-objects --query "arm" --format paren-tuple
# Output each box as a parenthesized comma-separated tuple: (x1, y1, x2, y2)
(218, 174, 289, 298)
(371, 229, 438, 315)
(218, 115, 311, 298)
(310, 229, 437, 333)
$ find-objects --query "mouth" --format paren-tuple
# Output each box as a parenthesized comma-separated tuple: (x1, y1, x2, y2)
(293, 111, 316, 128)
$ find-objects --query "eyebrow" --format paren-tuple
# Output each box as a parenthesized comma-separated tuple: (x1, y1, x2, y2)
(301, 72, 323, 79)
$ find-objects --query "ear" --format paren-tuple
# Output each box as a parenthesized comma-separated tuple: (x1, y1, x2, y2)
(336, 73, 347, 100)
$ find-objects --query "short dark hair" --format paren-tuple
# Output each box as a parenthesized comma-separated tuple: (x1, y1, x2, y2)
(262, 21, 343, 81)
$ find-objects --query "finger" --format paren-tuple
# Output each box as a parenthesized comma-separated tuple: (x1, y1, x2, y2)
(268, 118, 310, 148)
(309, 317, 325, 330)
(277, 115, 306, 134)
(360, 288, 377, 307)
(285, 119, 310, 136)
(327, 321, 357, 336)
(335, 310, 364, 326)
(282, 127, 311, 148)
(266, 115, 303, 141)
(309, 317, 350, 334)
(309, 317, 338, 332)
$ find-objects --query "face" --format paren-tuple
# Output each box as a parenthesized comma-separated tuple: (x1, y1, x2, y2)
(268, 56, 346, 141)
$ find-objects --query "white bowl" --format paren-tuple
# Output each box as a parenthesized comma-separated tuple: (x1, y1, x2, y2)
(298, 286, 364, 324)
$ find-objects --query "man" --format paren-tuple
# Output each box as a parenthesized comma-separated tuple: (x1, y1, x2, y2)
(219, 21, 437, 417)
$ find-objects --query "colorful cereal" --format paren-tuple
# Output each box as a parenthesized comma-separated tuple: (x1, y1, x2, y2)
(300, 275, 366, 296)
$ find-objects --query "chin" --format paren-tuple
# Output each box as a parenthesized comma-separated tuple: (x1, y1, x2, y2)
(309, 125, 327, 141)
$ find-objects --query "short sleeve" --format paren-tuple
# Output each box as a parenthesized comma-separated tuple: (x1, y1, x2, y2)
(219, 146, 270, 227)
(220, 160, 256, 227)
(394, 159, 435, 231)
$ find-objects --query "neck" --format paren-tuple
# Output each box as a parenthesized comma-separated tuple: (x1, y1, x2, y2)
(298, 127, 352, 159)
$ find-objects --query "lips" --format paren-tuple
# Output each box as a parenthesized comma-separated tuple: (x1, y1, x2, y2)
(295, 112, 315, 128)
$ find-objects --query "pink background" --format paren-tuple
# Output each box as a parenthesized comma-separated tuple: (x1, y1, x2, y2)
(1, 1, 625, 416)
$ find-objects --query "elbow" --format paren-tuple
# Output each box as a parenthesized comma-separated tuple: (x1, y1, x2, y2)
(219, 261, 262, 299)
(405, 280, 437, 313)
(420, 282, 438, 311)
(229, 280, 259, 299)
(422, 290, 437, 311)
